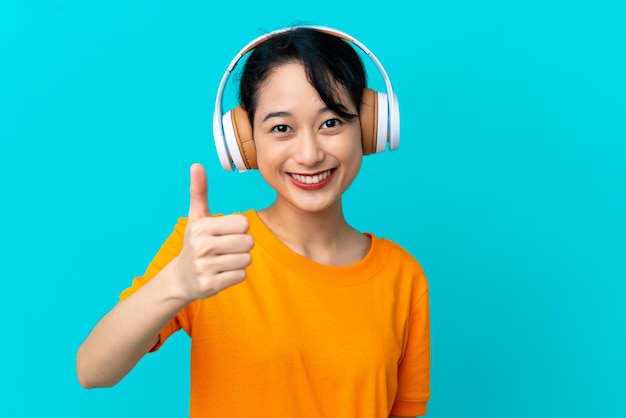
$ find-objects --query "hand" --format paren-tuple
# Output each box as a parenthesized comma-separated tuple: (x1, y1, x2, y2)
(173, 163, 253, 302)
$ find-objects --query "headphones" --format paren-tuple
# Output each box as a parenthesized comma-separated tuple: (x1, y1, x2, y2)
(212, 26, 400, 172)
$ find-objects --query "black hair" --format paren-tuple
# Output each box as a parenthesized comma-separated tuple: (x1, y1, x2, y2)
(239, 27, 366, 126)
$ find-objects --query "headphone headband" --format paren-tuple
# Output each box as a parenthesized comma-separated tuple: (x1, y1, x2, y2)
(213, 25, 400, 172)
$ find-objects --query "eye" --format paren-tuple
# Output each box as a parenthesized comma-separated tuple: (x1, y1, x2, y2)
(321, 118, 342, 129)
(272, 124, 292, 133)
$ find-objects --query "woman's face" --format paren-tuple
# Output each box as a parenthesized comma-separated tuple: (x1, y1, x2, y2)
(252, 61, 363, 215)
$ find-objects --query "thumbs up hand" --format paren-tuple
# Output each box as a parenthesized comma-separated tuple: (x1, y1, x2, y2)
(173, 163, 253, 302)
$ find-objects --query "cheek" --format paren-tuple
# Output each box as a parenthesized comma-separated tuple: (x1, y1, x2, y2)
(255, 152, 277, 189)
(254, 136, 283, 172)
(347, 140, 365, 177)
(349, 153, 363, 176)
(339, 133, 364, 166)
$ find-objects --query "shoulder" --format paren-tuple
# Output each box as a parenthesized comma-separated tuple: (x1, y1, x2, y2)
(372, 236, 429, 292)
(376, 236, 425, 272)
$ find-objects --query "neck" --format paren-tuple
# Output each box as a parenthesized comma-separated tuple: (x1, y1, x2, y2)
(257, 198, 366, 266)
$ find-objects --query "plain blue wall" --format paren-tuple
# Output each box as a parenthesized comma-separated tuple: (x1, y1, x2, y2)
(1, 1, 624, 417)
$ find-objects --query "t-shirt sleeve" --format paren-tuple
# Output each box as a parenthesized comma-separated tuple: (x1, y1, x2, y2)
(390, 284, 431, 416)
(119, 217, 189, 351)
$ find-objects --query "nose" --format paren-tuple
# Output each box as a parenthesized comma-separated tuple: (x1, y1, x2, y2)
(292, 130, 324, 167)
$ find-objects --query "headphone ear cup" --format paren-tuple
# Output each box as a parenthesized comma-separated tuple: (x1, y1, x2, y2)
(224, 105, 258, 169)
(360, 88, 389, 154)
(360, 88, 378, 155)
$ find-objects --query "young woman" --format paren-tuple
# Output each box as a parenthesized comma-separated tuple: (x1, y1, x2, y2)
(76, 26, 430, 418)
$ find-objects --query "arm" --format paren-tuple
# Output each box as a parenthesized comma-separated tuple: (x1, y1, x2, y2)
(76, 258, 189, 388)
(390, 271, 431, 417)
(76, 164, 253, 388)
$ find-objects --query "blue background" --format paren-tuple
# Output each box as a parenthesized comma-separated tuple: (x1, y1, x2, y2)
(1, 1, 624, 417)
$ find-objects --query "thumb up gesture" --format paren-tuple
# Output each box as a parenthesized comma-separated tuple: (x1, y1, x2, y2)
(174, 163, 253, 302)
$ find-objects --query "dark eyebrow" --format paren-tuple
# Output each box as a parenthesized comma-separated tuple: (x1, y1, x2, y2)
(261, 106, 337, 123)
(262, 111, 292, 122)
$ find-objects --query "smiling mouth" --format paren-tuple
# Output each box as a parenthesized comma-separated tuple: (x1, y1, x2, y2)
(288, 169, 335, 185)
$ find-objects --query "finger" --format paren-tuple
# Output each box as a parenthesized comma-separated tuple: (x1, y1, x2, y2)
(189, 214, 250, 237)
(193, 234, 254, 257)
(218, 253, 253, 272)
(213, 269, 247, 288)
(188, 163, 211, 221)
(201, 253, 252, 274)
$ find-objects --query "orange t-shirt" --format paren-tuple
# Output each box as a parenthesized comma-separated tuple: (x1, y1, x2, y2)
(121, 210, 430, 417)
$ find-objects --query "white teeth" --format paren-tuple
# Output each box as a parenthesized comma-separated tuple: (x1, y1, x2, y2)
(291, 170, 332, 184)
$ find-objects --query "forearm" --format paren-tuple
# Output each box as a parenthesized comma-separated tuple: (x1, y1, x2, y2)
(76, 258, 188, 388)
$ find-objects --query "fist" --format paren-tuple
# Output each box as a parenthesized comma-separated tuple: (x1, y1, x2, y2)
(174, 163, 253, 301)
